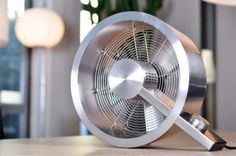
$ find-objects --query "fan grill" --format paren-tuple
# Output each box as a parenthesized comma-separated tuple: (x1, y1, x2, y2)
(94, 22, 180, 138)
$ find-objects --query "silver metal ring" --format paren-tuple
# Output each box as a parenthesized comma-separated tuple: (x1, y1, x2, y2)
(71, 11, 190, 147)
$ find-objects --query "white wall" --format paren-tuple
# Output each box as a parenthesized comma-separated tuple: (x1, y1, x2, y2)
(159, 0, 200, 47)
(216, 5, 236, 130)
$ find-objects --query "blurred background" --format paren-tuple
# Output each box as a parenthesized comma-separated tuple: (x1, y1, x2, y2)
(0, 0, 236, 139)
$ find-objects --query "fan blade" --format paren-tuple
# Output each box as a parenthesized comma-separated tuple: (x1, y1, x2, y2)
(152, 45, 178, 73)
(125, 102, 146, 133)
(154, 90, 175, 109)
(144, 102, 165, 132)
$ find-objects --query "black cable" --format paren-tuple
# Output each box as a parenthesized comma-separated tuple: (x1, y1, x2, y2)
(225, 145, 236, 150)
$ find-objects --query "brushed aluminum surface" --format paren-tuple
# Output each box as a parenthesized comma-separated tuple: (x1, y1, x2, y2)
(71, 11, 225, 150)
(71, 12, 189, 147)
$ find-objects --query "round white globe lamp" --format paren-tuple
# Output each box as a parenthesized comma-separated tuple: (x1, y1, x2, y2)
(15, 8, 65, 48)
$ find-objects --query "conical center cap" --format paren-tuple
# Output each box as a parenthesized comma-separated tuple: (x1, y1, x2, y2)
(108, 59, 145, 99)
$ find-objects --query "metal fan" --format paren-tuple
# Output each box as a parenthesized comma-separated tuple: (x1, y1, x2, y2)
(71, 12, 226, 151)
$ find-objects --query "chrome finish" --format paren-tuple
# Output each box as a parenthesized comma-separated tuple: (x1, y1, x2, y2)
(175, 116, 226, 151)
(108, 59, 159, 99)
(189, 114, 209, 133)
(108, 59, 146, 99)
(183, 51, 206, 114)
(71, 11, 226, 151)
(71, 12, 188, 147)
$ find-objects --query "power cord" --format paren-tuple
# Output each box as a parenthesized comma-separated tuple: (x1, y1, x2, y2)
(225, 145, 236, 150)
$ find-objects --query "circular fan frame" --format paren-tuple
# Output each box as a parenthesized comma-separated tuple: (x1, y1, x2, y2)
(71, 12, 190, 147)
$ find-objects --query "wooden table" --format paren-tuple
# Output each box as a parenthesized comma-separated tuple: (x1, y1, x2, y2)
(0, 131, 236, 155)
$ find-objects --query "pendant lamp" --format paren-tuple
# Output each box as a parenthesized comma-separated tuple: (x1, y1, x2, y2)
(15, 8, 65, 48)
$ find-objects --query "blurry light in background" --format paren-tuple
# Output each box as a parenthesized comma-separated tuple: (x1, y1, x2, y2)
(92, 13, 99, 23)
(80, 10, 97, 42)
(80, 0, 89, 5)
(202, 49, 216, 84)
(0, 0, 9, 47)
(15, 8, 65, 48)
(0, 90, 21, 104)
(203, 0, 236, 6)
(90, 0, 98, 8)
(7, 0, 25, 19)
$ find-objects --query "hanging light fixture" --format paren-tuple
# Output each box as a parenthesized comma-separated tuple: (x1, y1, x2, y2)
(203, 0, 236, 6)
(14, 7, 65, 137)
(15, 8, 65, 48)
(0, 0, 9, 47)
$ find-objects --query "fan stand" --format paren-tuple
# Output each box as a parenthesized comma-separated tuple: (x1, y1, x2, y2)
(140, 87, 226, 151)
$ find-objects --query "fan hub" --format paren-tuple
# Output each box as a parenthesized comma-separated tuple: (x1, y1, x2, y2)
(108, 59, 158, 99)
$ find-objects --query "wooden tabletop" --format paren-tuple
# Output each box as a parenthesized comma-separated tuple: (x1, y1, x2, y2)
(0, 131, 236, 155)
